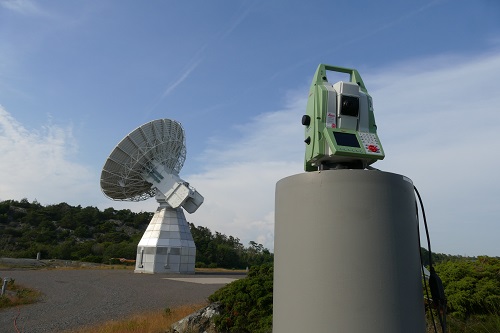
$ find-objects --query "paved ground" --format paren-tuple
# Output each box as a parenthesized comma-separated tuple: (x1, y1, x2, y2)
(0, 267, 244, 333)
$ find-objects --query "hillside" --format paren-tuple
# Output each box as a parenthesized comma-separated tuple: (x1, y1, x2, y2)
(0, 198, 272, 269)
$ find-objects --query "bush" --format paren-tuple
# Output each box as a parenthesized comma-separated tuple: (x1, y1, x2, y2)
(80, 255, 103, 263)
(195, 262, 207, 268)
(434, 256, 500, 319)
(209, 263, 273, 333)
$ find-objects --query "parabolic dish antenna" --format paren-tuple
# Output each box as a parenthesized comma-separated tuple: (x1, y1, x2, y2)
(100, 119, 203, 274)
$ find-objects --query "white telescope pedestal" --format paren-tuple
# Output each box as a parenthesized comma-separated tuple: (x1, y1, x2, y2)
(134, 203, 196, 274)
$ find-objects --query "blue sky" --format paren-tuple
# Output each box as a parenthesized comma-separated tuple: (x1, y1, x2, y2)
(1, 0, 499, 256)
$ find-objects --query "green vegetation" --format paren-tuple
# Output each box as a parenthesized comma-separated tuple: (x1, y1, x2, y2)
(0, 278, 42, 309)
(0, 199, 151, 263)
(209, 257, 500, 333)
(191, 225, 273, 269)
(431, 256, 500, 333)
(435, 256, 500, 319)
(209, 263, 273, 333)
(0, 198, 272, 269)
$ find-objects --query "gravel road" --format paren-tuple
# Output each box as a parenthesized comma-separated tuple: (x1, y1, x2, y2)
(0, 268, 243, 333)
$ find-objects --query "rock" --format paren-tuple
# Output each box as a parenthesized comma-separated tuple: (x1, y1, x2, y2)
(168, 302, 223, 333)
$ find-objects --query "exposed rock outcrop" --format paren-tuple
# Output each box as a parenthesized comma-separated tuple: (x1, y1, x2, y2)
(167, 302, 223, 333)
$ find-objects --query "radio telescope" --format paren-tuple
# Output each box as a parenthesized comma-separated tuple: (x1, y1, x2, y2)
(100, 119, 203, 274)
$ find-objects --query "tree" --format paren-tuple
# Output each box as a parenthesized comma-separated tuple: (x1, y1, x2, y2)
(434, 256, 500, 319)
(0, 199, 273, 269)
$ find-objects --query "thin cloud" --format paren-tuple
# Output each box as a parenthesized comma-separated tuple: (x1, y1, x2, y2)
(187, 97, 305, 250)
(0, 106, 94, 206)
(150, 0, 255, 101)
(266, 0, 451, 84)
(369, 51, 500, 255)
(161, 59, 202, 99)
(218, 1, 256, 41)
(352, 0, 448, 43)
(0, 0, 48, 16)
(145, 58, 203, 117)
(146, 1, 256, 115)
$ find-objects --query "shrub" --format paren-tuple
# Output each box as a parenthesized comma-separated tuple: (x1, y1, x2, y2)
(195, 262, 207, 268)
(209, 263, 273, 333)
(434, 256, 500, 319)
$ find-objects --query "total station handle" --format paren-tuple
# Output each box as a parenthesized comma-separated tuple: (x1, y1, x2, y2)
(313, 64, 368, 93)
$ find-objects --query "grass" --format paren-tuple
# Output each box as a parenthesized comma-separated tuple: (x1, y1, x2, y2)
(0, 279, 43, 309)
(45, 264, 135, 271)
(0, 258, 247, 273)
(66, 302, 207, 333)
(195, 267, 247, 273)
(444, 314, 500, 333)
(425, 312, 500, 333)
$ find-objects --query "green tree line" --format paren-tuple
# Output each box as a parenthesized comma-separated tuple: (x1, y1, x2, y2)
(0, 199, 272, 268)
(420, 247, 468, 267)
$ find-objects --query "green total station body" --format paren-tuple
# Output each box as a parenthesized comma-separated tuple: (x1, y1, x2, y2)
(303, 64, 385, 171)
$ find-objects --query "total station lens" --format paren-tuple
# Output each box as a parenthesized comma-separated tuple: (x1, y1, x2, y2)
(340, 95, 359, 117)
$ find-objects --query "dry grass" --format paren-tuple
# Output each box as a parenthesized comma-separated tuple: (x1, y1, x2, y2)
(195, 267, 247, 273)
(66, 302, 207, 333)
(45, 264, 135, 271)
(0, 281, 43, 309)
(0, 259, 246, 273)
(0, 258, 138, 270)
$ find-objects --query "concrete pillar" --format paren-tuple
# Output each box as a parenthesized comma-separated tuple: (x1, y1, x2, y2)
(273, 170, 425, 333)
